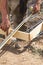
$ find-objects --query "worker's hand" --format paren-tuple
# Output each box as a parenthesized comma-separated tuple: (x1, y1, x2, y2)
(32, 3, 40, 14)
(0, 20, 10, 31)
(32, 0, 41, 14)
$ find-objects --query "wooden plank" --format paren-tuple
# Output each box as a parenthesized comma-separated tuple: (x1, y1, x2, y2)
(30, 22, 43, 40)
(0, 29, 6, 35)
(13, 31, 30, 41)
(42, 22, 43, 31)
(0, 28, 30, 41)
(0, 21, 43, 44)
(9, 28, 30, 41)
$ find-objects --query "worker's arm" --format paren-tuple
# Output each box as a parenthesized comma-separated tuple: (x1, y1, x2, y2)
(0, 0, 10, 31)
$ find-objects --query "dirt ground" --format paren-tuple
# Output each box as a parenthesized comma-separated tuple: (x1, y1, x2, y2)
(0, 35, 43, 65)
(0, 0, 43, 65)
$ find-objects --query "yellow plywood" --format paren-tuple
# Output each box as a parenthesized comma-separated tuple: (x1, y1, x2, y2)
(0, 28, 30, 41)
(13, 31, 30, 41)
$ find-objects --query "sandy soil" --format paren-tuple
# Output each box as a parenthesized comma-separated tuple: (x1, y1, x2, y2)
(0, 36, 43, 65)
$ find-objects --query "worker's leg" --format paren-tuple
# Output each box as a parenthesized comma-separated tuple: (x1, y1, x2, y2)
(19, 0, 28, 16)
